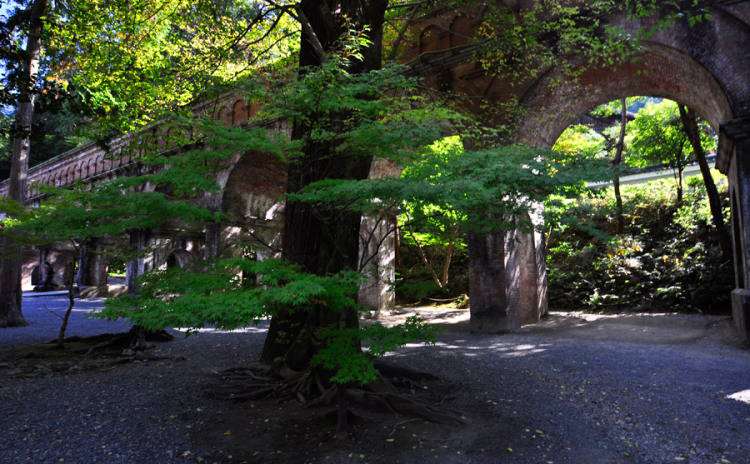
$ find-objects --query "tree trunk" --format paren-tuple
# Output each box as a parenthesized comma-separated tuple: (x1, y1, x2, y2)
(0, 0, 47, 328)
(57, 266, 77, 348)
(678, 104, 732, 262)
(260, 0, 388, 370)
(440, 243, 454, 288)
(612, 97, 627, 235)
(405, 223, 444, 290)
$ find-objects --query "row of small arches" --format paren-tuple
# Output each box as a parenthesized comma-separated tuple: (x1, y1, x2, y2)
(24, 97, 256, 197)
(27, 154, 131, 196)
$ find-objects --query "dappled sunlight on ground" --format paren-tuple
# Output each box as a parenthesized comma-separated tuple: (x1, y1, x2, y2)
(377, 305, 742, 346)
(172, 325, 269, 335)
(397, 339, 551, 359)
(726, 389, 750, 405)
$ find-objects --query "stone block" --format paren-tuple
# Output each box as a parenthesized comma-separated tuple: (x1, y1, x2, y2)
(731, 288, 750, 344)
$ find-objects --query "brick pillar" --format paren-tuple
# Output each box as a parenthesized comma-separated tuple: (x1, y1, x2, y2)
(468, 232, 516, 332)
(357, 158, 400, 317)
(204, 222, 221, 259)
(34, 248, 52, 291)
(126, 229, 152, 294)
(76, 239, 109, 296)
(468, 207, 547, 333)
(722, 117, 750, 343)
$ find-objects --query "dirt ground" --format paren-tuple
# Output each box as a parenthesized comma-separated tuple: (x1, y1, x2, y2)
(377, 307, 742, 346)
(3, 304, 748, 464)
(188, 307, 746, 464)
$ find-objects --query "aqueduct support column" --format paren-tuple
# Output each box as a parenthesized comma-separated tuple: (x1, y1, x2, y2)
(204, 222, 221, 259)
(126, 229, 153, 294)
(468, 209, 547, 333)
(468, 232, 516, 332)
(34, 248, 52, 291)
(76, 239, 109, 297)
(724, 117, 750, 343)
(357, 159, 399, 316)
(358, 214, 396, 317)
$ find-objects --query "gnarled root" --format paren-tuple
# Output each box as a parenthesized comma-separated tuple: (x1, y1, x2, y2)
(210, 362, 466, 428)
(60, 326, 175, 356)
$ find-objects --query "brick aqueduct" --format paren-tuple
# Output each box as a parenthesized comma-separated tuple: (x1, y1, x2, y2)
(3, 3, 750, 340)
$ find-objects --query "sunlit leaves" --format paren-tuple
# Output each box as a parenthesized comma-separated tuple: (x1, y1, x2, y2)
(43, 0, 300, 136)
(294, 139, 611, 236)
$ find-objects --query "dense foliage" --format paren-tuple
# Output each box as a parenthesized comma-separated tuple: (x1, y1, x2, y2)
(547, 174, 732, 314)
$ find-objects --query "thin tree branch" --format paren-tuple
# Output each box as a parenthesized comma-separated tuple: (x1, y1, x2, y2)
(386, 4, 421, 61)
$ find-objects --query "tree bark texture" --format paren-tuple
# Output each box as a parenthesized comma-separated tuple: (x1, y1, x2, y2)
(260, 0, 388, 368)
(678, 104, 732, 262)
(0, 0, 47, 327)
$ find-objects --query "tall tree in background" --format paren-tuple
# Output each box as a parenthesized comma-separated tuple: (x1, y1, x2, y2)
(612, 97, 628, 234)
(0, 0, 47, 327)
(628, 100, 691, 205)
(678, 104, 731, 262)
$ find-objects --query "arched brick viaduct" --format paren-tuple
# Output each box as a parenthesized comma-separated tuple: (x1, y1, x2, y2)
(404, 2, 750, 340)
(2, 2, 750, 340)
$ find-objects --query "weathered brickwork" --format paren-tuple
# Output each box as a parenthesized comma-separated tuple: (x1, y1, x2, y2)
(3, 3, 750, 335)
(405, 3, 750, 334)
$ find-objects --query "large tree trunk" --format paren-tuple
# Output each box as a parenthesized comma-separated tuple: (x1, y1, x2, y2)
(260, 0, 388, 370)
(0, 0, 47, 328)
(612, 97, 627, 235)
(678, 104, 732, 262)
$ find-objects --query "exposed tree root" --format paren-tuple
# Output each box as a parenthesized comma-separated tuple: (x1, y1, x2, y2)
(208, 362, 466, 430)
(51, 326, 174, 356)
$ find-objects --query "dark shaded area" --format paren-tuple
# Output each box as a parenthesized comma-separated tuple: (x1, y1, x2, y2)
(4, 297, 750, 464)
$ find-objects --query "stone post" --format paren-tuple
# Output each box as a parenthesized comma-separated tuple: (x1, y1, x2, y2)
(358, 214, 396, 317)
(467, 207, 547, 333)
(468, 232, 515, 332)
(357, 158, 400, 317)
(126, 229, 152, 294)
(722, 117, 750, 343)
(76, 239, 109, 296)
(204, 222, 221, 259)
(34, 248, 52, 291)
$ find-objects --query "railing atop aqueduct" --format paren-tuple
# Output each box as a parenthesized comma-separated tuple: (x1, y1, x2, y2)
(0, 94, 260, 202)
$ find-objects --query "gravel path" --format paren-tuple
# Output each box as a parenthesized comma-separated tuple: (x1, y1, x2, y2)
(0, 294, 132, 349)
(2, 297, 750, 463)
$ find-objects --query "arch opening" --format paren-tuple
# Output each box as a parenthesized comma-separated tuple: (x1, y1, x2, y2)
(546, 94, 732, 316)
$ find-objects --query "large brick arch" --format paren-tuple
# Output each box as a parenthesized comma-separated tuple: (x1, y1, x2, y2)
(409, 4, 750, 139)
(517, 43, 734, 148)
(404, 3, 750, 333)
(232, 99, 249, 126)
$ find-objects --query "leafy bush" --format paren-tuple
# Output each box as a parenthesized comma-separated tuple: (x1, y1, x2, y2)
(98, 258, 438, 384)
(547, 172, 733, 313)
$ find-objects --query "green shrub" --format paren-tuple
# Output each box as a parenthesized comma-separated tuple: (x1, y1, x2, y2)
(547, 172, 732, 313)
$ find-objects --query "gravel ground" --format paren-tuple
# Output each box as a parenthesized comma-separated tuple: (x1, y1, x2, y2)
(0, 294, 132, 349)
(2, 297, 750, 463)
